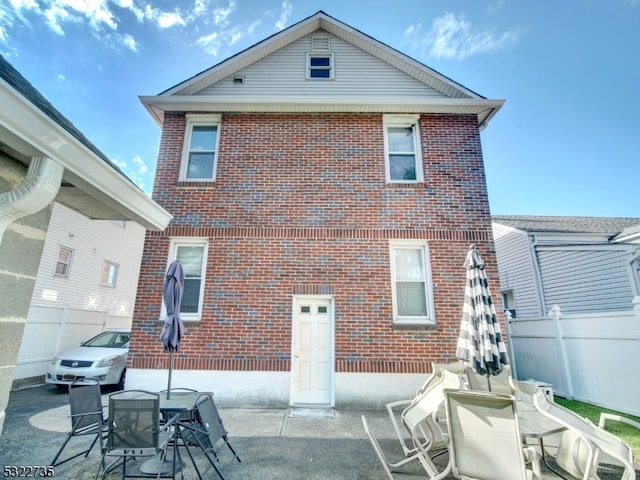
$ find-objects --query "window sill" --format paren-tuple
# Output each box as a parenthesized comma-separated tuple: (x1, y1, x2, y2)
(386, 182, 425, 189)
(177, 180, 216, 188)
(392, 319, 437, 331)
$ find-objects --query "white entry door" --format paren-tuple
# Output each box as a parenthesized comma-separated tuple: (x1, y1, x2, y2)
(291, 297, 333, 406)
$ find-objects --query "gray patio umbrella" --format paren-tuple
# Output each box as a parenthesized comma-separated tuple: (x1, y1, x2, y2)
(160, 260, 185, 399)
(456, 244, 509, 391)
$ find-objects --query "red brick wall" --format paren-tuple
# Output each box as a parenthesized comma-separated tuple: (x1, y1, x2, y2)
(130, 112, 501, 374)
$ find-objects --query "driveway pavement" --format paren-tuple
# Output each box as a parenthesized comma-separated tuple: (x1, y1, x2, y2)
(0, 384, 634, 479)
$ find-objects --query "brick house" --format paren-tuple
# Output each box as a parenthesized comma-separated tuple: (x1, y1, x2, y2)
(128, 11, 505, 408)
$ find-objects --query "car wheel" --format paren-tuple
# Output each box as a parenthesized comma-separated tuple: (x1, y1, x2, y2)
(116, 369, 126, 391)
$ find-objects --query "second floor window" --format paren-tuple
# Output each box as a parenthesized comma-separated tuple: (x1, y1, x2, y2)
(101, 261, 118, 287)
(384, 115, 423, 183)
(182, 114, 221, 180)
(55, 246, 73, 277)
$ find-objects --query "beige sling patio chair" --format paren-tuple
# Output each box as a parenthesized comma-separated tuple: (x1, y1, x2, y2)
(597, 413, 639, 480)
(361, 368, 462, 479)
(441, 389, 542, 480)
(51, 378, 108, 468)
(532, 389, 638, 480)
(533, 390, 637, 480)
(465, 364, 512, 394)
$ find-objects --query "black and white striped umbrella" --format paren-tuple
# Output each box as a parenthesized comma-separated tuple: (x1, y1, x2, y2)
(456, 244, 509, 386)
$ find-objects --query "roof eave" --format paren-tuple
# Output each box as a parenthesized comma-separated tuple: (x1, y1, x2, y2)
(0, 80, 172, 231)
(139, 96, 505, 128)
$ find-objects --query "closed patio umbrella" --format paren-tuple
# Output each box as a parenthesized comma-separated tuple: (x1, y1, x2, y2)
(456, 244, 509, 391)
(160, 260, 185, 399)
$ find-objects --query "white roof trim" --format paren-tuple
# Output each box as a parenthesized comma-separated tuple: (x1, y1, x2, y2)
(140, 95, 504, 130)
(142, 11, 502, 129)
(0, 78, 172, 231)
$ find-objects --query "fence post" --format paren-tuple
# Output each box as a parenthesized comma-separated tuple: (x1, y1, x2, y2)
(548, 304, 574, 400)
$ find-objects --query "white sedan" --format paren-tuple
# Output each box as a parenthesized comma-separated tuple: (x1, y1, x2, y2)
(46, 329, 130, 391)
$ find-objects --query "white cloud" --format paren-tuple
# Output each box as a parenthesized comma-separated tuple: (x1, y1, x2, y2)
(157, 11, 186, 29)
(275, 0, 293, 30)
(213, 0, 236, 26)
(196, 31, 221, 56)
(133, 154, 148, 174)
(403, 12, 521, 60)
(0, 25, 6, 43)
(121, 33, 137, 51)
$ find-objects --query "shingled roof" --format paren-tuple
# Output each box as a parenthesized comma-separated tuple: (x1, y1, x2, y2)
(0, 54, 130, 182)
(492, 215, 640, 237)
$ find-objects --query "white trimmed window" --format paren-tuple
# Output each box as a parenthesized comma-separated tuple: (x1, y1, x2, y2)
(55, 246, 73, 277)
(384, 114, 423, 183)
(101, 261, 118, 287)
(181, 114, 221, 180)
(168, 238, 208, 320)
(307, 55, 333, 79)
(390, 240, 434, 325)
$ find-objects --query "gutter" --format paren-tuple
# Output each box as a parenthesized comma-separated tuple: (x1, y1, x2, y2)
(528, 234, 546, 316)
(0, 156, 63, 243)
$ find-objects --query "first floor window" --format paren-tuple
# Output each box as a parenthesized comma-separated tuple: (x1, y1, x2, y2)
(169, 239, 208, 319)
(101, 261, 118, 287)
(502, 290, 517, 319)
(390, 240, 434, 324)
(55, 246, 73, 277)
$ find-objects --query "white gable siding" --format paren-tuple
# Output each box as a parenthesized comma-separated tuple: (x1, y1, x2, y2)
(197, 30, 447, 100)
(30, 202, 146, 320)
(492, 223, 542, 317)
(536, 246, 635, 313)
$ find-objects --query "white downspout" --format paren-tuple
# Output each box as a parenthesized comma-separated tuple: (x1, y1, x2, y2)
(0, 156, 64, 243)
(528, 234, 546, 316)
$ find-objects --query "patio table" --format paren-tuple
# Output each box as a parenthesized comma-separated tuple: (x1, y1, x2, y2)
(518, 401, 569, 479)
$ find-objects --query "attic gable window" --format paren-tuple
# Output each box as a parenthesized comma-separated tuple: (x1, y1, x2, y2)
(307, 53, 333, 79)
(383, 114, 423, 183)
(181, 114, 221, 181)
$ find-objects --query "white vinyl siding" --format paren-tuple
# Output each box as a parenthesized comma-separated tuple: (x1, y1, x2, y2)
(31, 202, 146, 318)
(197, 31, 447, 100)
(492, 223, 542, 317)
(536, 247, 635, 313)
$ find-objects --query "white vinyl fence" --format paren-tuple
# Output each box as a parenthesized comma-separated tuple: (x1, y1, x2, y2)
(14, 304, 131, 381)
(507, 296, 640, 417)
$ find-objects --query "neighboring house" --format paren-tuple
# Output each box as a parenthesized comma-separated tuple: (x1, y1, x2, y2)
(492, 215, 640, 415)
(128, 11, 505, 408)
(0, 55, 171, 435)
(13, 202, 147, 386)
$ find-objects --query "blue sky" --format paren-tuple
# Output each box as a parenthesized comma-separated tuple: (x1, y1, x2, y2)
(1, 0, 638, 217)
